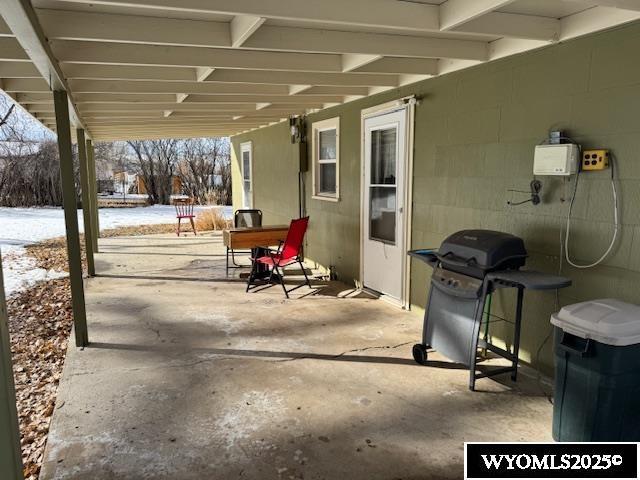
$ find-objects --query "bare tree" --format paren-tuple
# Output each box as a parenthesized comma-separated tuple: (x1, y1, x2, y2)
(0, 140, 66, 207)
(177, 138, 230, 204)
(94, 141, 128, 180)
(127, 139, 178, 205)
(1, 94, 232, 207)
(0, 103, 14, 128)
(215, 156, 232, 205)
(0, 95, 70, 206)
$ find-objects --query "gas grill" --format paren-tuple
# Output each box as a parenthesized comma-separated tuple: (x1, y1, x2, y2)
(409, 229, 571, 390)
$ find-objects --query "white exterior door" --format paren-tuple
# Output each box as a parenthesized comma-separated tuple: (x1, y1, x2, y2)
(240, 142, 253, 208)
(362, 109, 407, 302)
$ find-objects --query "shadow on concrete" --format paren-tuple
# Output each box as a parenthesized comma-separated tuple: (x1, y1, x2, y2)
(98, 251, 228, 258)
(100, 242, 220, 250)
(95, 273, 246, 283)
(239, 273, 373, 300)
(86, 342, 469, 368)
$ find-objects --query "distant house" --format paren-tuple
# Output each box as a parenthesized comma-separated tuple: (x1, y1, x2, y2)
(110, 171, 182, 196)
(135, 174, 182, 196)
(112, 171, 137, 194)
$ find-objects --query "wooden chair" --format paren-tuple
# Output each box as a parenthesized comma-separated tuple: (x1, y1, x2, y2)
(174, 198, 197, 236)
(246, 217, 311, 298)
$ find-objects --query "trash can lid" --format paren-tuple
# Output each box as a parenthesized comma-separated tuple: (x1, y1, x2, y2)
(551, 299, 640, 346)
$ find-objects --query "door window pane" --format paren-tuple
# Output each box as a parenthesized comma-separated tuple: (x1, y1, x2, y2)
(319, 129, 337, 160)
(242, 151, 251, 181)
(370, 128, 397, 185)
(243, 180, 251, 208)
(369, 186, 396, 244)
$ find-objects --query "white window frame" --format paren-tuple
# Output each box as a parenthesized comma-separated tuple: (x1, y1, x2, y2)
(311, 117, 340, 202)
(240, 141, 253, 208)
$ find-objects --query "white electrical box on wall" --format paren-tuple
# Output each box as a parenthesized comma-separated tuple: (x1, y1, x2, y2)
(533, 144, 579, 176)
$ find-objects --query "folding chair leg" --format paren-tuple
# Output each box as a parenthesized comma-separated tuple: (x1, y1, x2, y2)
(275, 265, 289, 298)
(299, 259, 311, 288)
(226, 247, 229, 275)
(190, 217, 197, 236)
(246, 260, 257, 292)
(176, 217, 181, 236)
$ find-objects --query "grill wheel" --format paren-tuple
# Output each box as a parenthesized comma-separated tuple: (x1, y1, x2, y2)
(412, 343, 428, 365)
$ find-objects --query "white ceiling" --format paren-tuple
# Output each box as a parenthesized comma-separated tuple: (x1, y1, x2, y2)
(1, 0, 639, 140)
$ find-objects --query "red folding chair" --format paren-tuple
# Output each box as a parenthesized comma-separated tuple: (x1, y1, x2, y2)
(246, 217, 311, 298)
(174, 198, 197, 236)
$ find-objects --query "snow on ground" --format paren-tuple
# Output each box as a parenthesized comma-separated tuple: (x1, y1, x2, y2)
(2, 247, 68, 296)
(0, 205, 232, 296)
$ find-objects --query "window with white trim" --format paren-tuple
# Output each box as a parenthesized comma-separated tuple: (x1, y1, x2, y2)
(312, 117, 339, 201)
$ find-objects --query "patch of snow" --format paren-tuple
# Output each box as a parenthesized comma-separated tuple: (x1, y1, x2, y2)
(0, 205, 233, 296)
(2, 245, 68, 296)
(0, 205, 232, 247)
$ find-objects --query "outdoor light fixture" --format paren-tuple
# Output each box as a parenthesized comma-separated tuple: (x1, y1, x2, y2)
(289, 116, 299, 143)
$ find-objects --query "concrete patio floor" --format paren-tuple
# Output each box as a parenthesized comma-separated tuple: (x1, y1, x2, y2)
(41, 232, 553, 480)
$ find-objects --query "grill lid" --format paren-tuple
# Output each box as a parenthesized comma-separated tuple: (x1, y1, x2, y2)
(437, 229, 527, 272)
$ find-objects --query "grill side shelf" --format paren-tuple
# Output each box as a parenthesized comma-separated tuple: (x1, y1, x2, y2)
(408, 249, 439, 268)
(486, 270, 572, 290)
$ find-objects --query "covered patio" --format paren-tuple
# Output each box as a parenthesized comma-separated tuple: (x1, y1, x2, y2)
(41, 232, 550, 479)
(2, 1, 640, 478)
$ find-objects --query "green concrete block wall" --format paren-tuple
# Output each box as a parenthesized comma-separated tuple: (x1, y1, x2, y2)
(232, 22, 640, 374)
(232, 122, 300, 225)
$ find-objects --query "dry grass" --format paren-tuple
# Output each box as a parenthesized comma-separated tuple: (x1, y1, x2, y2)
(101, 223, 177, 237)
(195, 207, 232, 232)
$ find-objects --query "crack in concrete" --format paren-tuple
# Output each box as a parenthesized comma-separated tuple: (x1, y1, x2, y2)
(67, 356, 237, 377)
(272, 341, 414, 363)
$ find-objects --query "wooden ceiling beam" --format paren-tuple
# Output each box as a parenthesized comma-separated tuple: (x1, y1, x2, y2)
(51, 40, 343, 72)
(44, 0, 440, 32)
(439, 0, 516, 31)
(0, 0, 89, 133)
(39, 9, 488, 60)
(77, 102, 322, 112)
(0, 61, 40, 77)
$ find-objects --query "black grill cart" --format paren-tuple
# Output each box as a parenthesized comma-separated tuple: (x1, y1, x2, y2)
(409, 230, 571, 391)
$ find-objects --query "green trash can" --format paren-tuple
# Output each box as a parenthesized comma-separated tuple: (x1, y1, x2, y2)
(551, 299, 640, 442)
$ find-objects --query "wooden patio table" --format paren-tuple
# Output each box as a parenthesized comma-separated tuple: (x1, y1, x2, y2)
(223, 224, 289, 274)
